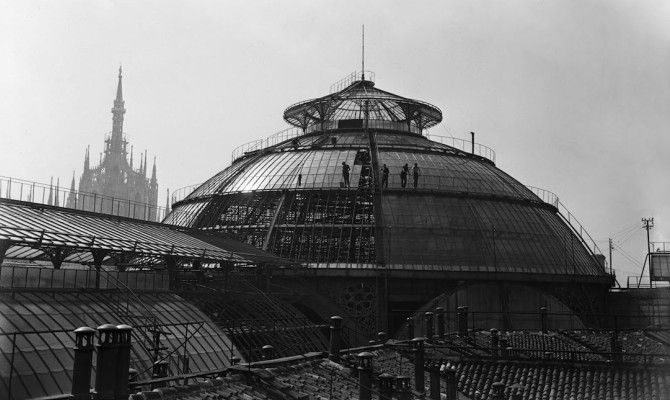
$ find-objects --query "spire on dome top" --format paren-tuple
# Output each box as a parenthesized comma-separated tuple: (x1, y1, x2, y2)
(361, 25, 365, 81)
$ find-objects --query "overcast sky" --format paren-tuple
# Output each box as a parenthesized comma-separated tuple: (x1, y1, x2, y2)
(1, 0, 669, 281)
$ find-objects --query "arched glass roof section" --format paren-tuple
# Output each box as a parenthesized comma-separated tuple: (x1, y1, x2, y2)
(283, 80, 443, 134)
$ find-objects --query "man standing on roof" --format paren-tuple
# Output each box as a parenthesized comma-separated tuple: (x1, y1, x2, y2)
(381, 164, 389, 188)
(342, 162, 351, 187)
(413, 163, 420, 189)
(400, 164, 409, 188)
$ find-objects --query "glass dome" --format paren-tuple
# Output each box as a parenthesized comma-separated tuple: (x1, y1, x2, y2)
(165, 78, 607, 279)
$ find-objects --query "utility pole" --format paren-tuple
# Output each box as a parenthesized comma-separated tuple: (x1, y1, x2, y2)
(642, 217, 654, 288)
(608, 238, 614, 275)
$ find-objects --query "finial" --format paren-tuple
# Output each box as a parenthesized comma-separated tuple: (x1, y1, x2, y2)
(119, 64, 122, 78)
(361, 24, 365, 80)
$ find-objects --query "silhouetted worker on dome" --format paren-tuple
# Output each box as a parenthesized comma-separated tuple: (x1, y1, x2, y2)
(400, 164, 409, 188)
(381, 164, 389, 188)
(413, 163, 420, 188)
(342, 162, 350, 187)
(297, 173, 302, 186)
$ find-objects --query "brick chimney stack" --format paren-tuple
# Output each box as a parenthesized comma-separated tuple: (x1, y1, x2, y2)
(490, 328, 499, 357)
(95, 324, 119, 400)
(71, 327, 96, 400)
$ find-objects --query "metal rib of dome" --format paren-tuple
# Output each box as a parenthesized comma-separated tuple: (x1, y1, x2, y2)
(283, 79, 443, 133)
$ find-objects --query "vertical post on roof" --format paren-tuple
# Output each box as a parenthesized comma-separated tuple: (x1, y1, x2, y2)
(411, 337, 425, 392)
(328, 315, 343, 360)
(443, 365, 458, 400)
(424, 312, 434, 340)
(429, 363, 441, 400)
(435, 307, 445, 339)
(470, 131, 475, 154)
(357, 352, 374, 400)
(0, 240, 9, 267)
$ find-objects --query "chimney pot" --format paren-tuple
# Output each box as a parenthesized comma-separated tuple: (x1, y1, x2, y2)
(357, 352, 375, 400)
(95, 324, 119, 400)
(435, 307, 445, 338)
(411, 337, 426, 392)
(424, 312, 434, 340)
(72, 327, 96, 400)
(115, 325, 133, 400)
(328, 316, 343, 359)
(262, 344, 274, 360)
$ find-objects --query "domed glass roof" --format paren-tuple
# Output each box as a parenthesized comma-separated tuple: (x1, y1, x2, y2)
(284, 80, 442, 133)
(165, 78, 608, 281)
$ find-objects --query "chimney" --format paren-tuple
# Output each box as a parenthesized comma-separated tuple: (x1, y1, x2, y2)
(424, 312, 434, 340)
(411, 337, 425, 392)
(378, 373, 394, 400)
(71, 327, 96, 400)
(262, 344, 274, 360)
(470, 131, 475, 154)
(115, 325, 132, 400)
(492, 381, 506, 400)
(490, 328, 499, 357)
(95, 324, 119, 400)
(328, 316, 343, 359)
(357, 352, 375, 400)
(442, 365, 458, 400)
(395, 376, 412, 400)
(539, 307, 548, 334)
(435, 307, 445, 339)
(377, 331, 388, 343)
(151, 361, 169, 389)
(406, 317, 414, 340)
(457, 306, 468, 337)
(429, 363, 441, 400)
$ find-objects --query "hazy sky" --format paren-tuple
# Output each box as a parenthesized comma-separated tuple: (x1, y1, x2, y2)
(2, 0, 669, 281)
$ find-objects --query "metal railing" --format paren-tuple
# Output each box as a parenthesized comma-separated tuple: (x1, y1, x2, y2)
(305, 119, 423, 135)
(426, 134, 496, 163)
(525, 185, 605, 261)
(0, 265, 170, 291)
(329, 70, 376, 93)
(0, 176, 166, 222)
(230, 127, 303, 162)
(171, 183, 203, 206)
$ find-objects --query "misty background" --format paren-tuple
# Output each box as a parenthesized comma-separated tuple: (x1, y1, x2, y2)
(1, 0, 669, 282)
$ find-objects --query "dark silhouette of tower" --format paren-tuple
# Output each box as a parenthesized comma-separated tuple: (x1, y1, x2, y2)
(68, 67, 159, 220)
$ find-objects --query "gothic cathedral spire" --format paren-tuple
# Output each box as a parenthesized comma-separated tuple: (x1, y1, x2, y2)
(110, 65, 126, 153)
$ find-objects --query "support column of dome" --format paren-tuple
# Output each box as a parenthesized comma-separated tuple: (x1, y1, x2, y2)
(363, 100, 389, 333)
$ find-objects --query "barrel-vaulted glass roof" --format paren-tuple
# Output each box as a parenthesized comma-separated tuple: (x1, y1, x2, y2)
(0, 291, 236, 399)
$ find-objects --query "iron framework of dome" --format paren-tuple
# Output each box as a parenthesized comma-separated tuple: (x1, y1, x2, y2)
(165, 73, 609, 282)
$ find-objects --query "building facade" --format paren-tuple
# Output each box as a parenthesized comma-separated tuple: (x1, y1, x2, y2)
(68, 67, 159, 220)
